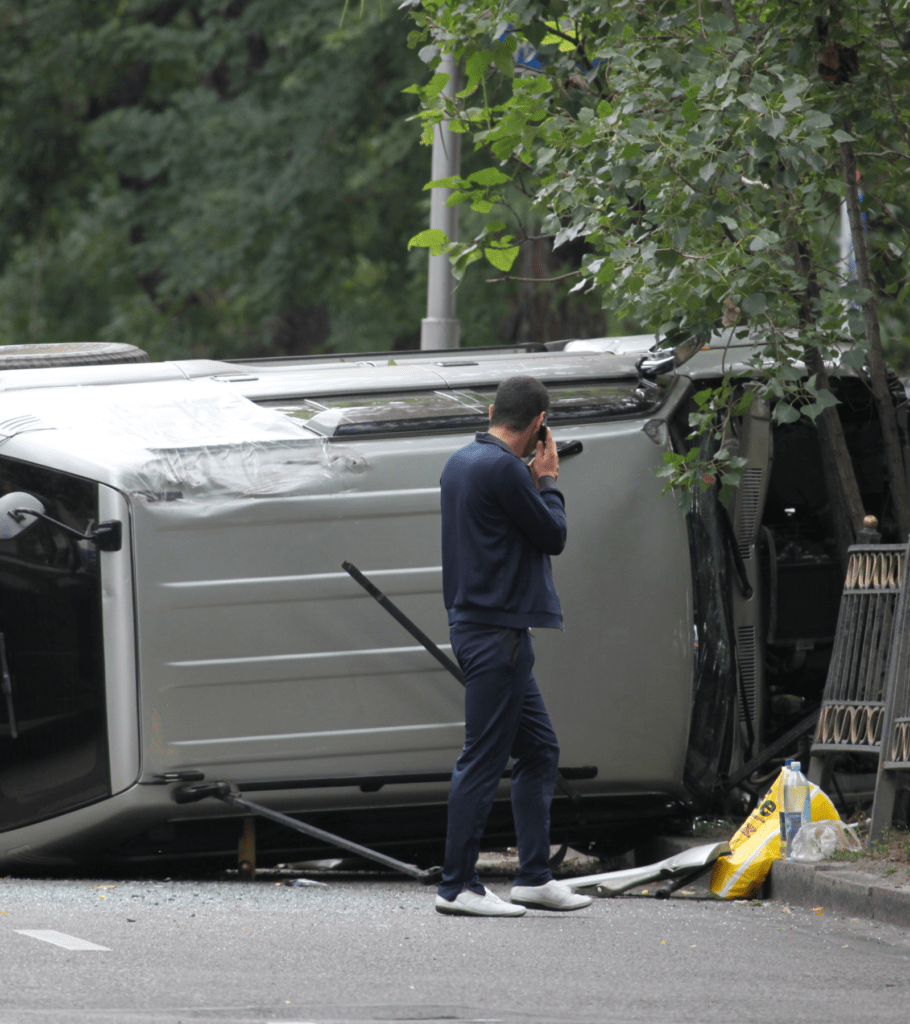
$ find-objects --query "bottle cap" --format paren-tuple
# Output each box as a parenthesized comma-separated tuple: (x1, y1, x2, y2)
(790, 761, 801, 771)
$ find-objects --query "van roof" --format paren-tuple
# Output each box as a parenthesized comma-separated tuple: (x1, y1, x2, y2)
(0, 331, 860, 491)
(0, 342, 655, 491)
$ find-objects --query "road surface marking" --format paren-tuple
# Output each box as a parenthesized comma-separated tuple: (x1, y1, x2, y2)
(14, 929, 110, 951)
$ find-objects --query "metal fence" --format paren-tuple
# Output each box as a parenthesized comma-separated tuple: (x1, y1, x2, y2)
(869, 542, 910, 839)
(811, 544, 906, 761)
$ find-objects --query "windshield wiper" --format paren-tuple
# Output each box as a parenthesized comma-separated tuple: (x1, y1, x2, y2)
(0, 633, 17, 739)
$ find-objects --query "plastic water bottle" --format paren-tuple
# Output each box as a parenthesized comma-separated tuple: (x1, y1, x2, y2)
(778, 759, 792, 854)
(781, 760, 811, 860)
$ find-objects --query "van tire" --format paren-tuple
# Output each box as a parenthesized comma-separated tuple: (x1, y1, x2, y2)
(0, 342, 149, 370)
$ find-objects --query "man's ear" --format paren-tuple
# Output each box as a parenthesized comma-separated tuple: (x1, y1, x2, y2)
(489, 404, 495, 422)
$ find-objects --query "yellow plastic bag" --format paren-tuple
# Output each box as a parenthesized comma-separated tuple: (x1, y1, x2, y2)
(710, 771, 839, 899)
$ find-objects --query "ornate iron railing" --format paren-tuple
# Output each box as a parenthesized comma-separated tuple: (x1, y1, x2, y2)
(812, 544, 906, 758)
(869, 540, 910, 839)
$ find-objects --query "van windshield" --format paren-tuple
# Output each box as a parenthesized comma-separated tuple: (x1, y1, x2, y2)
(260, 380, 666, 438)
(0, 458, 110, 833)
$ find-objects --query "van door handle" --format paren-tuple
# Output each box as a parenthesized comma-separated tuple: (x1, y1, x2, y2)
(555, 440, 583, 458)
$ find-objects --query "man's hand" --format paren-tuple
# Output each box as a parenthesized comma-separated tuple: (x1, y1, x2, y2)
(529, 428, 559, 488)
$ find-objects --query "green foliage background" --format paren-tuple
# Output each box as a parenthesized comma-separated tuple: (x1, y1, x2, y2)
(0, 0, 532, 359)
(403, 0, 910, 502)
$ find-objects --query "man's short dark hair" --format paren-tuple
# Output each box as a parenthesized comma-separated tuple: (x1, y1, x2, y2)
(490, 376, 550, 431)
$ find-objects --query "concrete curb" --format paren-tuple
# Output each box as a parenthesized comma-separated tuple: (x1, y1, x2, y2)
(765, 859, 910, 927)
(640, 834, 910, 928)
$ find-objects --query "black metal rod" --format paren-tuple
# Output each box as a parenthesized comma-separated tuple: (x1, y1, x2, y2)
(172, 782, 440, 882)
(654, 865, 710, 899)
(724, 707, 821, 791)
(342, 561, 464, 683)
(342, 560, 582, 804)
(222, 791, 441, 882)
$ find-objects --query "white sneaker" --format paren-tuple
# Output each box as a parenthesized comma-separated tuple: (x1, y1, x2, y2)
(435, 886, 527, 917)
(510, 880, 593, 911)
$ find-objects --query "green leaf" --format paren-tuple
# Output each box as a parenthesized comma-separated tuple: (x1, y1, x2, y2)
(524, 22, 547, 48)
(774, 402, 801, 424)
(424, 175, 464, 190)
(467, 167, 510, 186)
(423, 72, 451, 99)
(483, 245, 519, 271)
(458, 51, 493, 97)
(407, 229, 451, 255)
(814, 387, 840, 409)
(597, 100, 614, 118)
(840, 347, 868, 370)
(833, 129, 856, 143)
(733, 390, 756, 416)
(595, 261, 616, 285)
(681, 99, 699, 124)
(803, 110, 833, 130)
(492, 41, 515, 78)
(760, 117, 787, 140)
(742, 292, 767, 315)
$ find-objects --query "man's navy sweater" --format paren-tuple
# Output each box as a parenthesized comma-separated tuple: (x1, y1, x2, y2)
(440, 432, 566, 630)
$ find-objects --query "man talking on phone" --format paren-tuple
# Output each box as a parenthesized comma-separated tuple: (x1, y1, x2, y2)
(434, 375, 592, 917)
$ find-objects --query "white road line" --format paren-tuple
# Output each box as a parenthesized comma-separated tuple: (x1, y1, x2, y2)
(14, 929, 110, 951)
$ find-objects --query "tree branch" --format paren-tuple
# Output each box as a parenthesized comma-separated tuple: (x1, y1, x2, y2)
(486, 270, 582, 284)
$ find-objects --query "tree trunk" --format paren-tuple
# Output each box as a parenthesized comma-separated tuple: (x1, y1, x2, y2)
(841, 137, 910, 540)
(803, 346, 866, 572)
(768, 142, 862, 573)
(792, 238, 864, 574)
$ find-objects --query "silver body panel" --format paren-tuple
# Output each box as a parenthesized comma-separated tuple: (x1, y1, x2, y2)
(0, 344, 696, 867)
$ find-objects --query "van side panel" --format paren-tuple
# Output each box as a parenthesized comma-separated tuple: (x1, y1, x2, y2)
(131, 420, 692, 802)
(532, 421, 693, 796)
(131, 461, 465, 784)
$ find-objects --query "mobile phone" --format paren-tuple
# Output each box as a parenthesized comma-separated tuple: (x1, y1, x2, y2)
(538, 415, 548, 446)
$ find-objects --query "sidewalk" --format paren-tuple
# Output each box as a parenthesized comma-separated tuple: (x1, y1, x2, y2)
(644, 833, 910, 927)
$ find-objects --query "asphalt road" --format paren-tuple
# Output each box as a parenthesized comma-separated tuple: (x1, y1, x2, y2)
(1, 867, 908, 1024)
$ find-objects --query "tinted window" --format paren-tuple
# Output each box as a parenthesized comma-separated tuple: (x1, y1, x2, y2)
(0, 458, 110, 833)
(261, 380, 666, 438)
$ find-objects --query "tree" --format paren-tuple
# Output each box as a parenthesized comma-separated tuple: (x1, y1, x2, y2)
(0, 0, 449, 357)
(404, 0, 910, 548)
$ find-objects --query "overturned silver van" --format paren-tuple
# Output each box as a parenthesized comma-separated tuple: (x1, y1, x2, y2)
(0, 338, 892, 871)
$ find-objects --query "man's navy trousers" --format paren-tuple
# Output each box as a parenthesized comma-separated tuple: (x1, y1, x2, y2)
(437, 622, 560, 901)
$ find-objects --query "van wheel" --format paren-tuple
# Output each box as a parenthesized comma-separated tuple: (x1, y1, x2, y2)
(0, 342, 148, 369)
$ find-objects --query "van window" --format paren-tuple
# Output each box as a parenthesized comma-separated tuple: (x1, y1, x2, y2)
(0, 458, 110, 833)
(260, 381, 666, 438)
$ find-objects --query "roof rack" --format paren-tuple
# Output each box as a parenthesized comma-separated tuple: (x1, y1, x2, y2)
(222, 342, 550, 367)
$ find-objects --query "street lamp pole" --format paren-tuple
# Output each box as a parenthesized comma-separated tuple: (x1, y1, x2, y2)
(420, 52, 461, 350)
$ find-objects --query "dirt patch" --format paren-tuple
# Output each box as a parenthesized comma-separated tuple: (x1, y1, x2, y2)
(828, 825, 910, 880)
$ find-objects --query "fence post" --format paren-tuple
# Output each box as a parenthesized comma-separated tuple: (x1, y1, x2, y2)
(869, 536, 910, 841)
(808, 521, 905, 808)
